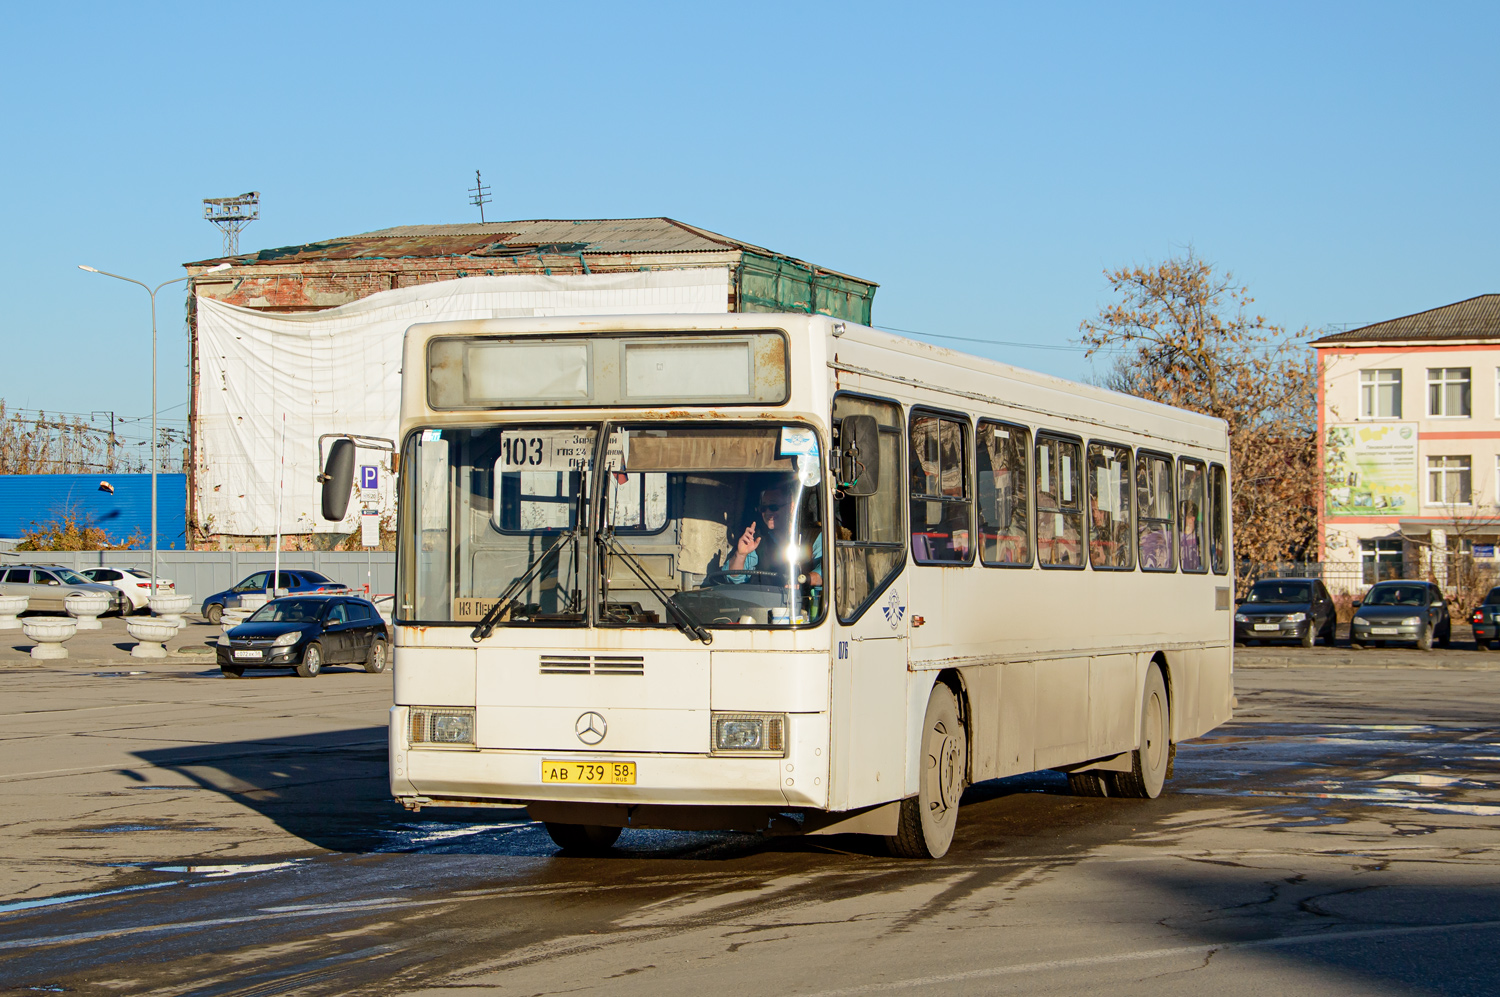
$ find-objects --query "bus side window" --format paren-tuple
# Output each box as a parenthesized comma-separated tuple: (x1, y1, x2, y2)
(1036, 435, 1083, 568)
(977, 420, 1031, 567)
(1209, 463, 1229, 575)
(909, 412, 974, 565)
(1137, 452, 1176, 572)
(833, 395, 906, 622)
(1179, 458, 1208, 573)
(1087, 442, 1133, 570)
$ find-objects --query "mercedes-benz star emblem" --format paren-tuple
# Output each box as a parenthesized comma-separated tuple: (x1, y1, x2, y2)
(575, 711, 607, 745)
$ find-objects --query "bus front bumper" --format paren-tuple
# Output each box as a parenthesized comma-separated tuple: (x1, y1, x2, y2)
(389, 707, 828, 810)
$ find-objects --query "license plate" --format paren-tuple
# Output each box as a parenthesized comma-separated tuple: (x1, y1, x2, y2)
(1370, 627, 1399, 635)
(233, 649, 263, 660)
(1253, 623, 1280, 631)
(541, 760, 636, 785)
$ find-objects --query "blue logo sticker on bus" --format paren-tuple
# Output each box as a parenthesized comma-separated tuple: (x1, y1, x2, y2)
(882, 591, 905, 629)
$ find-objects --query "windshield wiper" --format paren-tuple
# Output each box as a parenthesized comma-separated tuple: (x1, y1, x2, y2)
(470, 530, 580, 642)
(595, 529, 713, 645)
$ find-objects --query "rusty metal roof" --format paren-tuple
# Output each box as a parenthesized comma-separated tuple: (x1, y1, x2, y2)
(185, 217, 871, 283)
(1313, 294, 1500, 345)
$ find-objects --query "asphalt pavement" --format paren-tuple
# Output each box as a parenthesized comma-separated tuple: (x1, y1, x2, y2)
(2, 636, 1498, 996)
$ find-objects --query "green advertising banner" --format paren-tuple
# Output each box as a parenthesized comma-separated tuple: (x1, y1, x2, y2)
(1325, 422, 1419, 516)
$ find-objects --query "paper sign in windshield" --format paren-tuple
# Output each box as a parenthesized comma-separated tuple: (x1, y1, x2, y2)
(779, 427, 819, 458)
(497, 431, 625, 472)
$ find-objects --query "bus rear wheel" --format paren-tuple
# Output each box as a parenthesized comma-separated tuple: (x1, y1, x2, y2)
(1109, 664, 1170, 799)
(544, 822, 621, 853)
(887, 683, 966, 859)
(1067, 771, 1111, 796)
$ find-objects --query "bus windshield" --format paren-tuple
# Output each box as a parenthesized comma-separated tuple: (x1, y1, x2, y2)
(398, 422, 825, 629)
(601, 425, 825, 628)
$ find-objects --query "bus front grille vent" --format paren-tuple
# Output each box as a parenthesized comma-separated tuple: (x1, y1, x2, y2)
(540, 654, 645, 676)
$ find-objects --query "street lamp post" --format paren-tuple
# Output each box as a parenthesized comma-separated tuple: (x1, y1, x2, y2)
(78, 262, 231, 597)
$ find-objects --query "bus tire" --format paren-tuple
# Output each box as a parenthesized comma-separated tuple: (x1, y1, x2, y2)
(1067, 772, 1110, 796)
(887, 683, 966, 859)
(1109, 664, 1170, 800)
(544, 822, 621, 853)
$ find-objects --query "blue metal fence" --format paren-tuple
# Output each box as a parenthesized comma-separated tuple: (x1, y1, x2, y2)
(0, 473, 187, 549)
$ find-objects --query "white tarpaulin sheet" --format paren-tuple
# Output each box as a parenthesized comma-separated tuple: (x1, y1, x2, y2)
(195, 268, 731, 535)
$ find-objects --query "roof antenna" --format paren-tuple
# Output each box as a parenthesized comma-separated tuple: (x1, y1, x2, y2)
(468, 170, 491, 223)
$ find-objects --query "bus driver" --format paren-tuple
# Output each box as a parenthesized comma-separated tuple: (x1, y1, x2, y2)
(718, 484, 823, 588)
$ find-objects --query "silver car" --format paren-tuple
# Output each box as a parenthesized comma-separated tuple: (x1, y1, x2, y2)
(0, 564, 125, 614)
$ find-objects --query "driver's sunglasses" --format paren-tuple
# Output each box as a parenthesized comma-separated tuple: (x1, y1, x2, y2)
(758, 502, 786, 516)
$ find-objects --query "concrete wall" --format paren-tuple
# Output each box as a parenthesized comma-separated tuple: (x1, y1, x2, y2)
(1, 550, 394, 604)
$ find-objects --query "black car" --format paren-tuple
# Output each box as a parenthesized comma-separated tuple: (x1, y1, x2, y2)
(1349, 580, 1451, 651)
(1234, 578, 1336, 647)
(1470, 586, 1500, 650)
(218, 594, 389, 678)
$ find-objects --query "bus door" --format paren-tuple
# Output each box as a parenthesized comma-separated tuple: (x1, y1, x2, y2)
(829, 399, 909, 811)
(834, 573, 909, 810)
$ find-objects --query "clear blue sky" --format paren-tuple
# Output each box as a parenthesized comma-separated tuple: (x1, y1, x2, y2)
(2, 2, 1496, 425)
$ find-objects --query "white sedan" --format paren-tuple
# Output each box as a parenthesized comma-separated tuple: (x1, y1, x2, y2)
(82, 567, 176, 613)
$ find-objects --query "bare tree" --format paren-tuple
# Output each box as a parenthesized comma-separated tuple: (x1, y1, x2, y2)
(1079, 252, 1318, 590)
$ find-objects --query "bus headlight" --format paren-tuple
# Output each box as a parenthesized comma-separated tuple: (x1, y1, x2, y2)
(409, 707, 476, 745)
(712, 713, 786, 756)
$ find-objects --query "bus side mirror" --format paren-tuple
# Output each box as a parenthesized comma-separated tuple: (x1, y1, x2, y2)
(837, 415, 880, 496)
(319, 438, 356, 521)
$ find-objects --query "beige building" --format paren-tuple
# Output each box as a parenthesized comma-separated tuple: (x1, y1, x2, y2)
(1315, 295, 1500, 591)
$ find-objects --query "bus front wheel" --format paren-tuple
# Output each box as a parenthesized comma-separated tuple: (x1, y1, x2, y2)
(888, 683, 966, 859)
(1110, 664, 1170, 799)
(544, 822, 622, 853)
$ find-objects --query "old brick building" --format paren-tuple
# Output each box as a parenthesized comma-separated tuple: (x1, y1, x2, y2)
(180, 218, 878, 548)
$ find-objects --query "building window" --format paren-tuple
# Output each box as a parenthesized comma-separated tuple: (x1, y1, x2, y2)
(1427, 455, 1472, 506)
(1359, 369, 1402, 418)
(1427, 368, 1471, 417)
(1360, 538, 1403, 584)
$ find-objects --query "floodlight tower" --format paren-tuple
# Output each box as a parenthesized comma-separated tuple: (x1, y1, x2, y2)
(203, 191, 260, 256)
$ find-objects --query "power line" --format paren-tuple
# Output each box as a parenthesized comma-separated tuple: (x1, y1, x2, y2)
(872, 324, 1114, 354)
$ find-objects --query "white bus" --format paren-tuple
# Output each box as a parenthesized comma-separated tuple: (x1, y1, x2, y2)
(324, 313, 1234, 858)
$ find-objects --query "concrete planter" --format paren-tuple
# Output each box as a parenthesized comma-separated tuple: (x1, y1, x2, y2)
(239, 593, 270, 613)
(65, 592, 112, 631)
(221, 610, 250, 633)
(127, 618, 180, 659)
(0, 595, 28, 631)
(23, 617, 77, 660)
(150, 593, 194, 629)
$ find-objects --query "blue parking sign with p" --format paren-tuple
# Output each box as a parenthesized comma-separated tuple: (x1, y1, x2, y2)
(360, 465, 379, 491)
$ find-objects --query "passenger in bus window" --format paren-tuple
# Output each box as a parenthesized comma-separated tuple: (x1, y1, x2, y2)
(718, 484, 823, 587)
(1180, 501, 1203, 571)
(1137, 455, 1176, 571)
